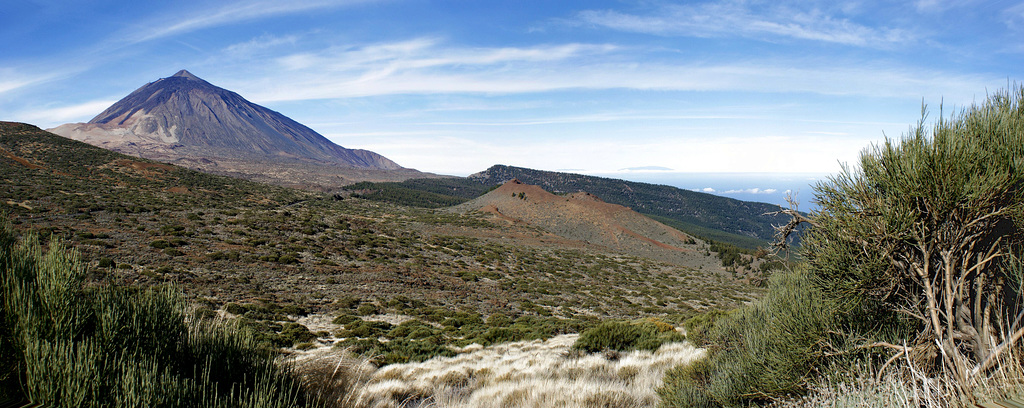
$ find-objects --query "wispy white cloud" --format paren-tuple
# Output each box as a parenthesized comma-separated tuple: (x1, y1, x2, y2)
(11, 99, 117, 126)
(341, 129, 872, 176)
(0, 67, 82, 96)
(1003, 3, 1024, 31)
(575, 1, 912, 47)
(722, 188, 779, 195)
(0, 1, 375, 103)
(273, 38, 617, 72)
(224, 34, 300, 57)
(0, 73, 49, 95)
(230, 38, 996, 103)
(123, 0, 373, 46)
(915, 0, 978, 13)
(416, 113, 756, 127)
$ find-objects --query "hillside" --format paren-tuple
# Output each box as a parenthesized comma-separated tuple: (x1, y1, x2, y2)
(0, 121, 771, 407)
(452, 179, 727, 270)
(1, 122, 760, 320)
(470, 165, 789, 244)
(345, 165, 791, 249)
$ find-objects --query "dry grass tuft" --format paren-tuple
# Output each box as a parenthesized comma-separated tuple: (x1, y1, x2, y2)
(771, 345, 1024, 408)
(291, 335, 703, 408)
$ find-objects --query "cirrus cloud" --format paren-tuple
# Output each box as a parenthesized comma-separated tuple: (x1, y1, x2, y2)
(575, 1, 913, 48)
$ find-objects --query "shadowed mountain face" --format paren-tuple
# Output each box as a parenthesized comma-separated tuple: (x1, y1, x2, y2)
(62, 70, 401, 169)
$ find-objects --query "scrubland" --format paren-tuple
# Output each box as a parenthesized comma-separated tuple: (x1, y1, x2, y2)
(7, 85, 1024, 408)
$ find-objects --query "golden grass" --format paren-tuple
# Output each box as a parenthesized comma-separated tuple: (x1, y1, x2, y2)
(292, 334, 703, 408)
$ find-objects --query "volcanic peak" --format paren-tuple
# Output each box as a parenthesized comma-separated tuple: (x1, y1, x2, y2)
(51, 70, 403, 171)
(172, 69, 200, 79)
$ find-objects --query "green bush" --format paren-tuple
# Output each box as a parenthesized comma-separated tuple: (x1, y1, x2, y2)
(659, 359, 715, 408)
(225, 302, 247, 315)
(388, 320, 438, 339)
(339, 320, 392, 339)
(474, 327, 529, 346)
(149, 239, 170, 249)
(681, 310, 726, 347)
(279, 323, 317, 346)
(801, 91, 1024, 382)
(660, 88, 1024, 405)
(356, 304, 379, 316)
(0, 222, 319, 406)
(334, 335, 455, 366)
(335, 296, 360, 310)
(332, 314, 359, 326)
(97, 257, 114, 268)
(485, 313, 512, 327)
(658, 268, 832, 407)
(573, 320, 683, 353)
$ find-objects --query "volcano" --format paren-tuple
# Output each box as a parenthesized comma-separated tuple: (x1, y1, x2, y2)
(51, 70, 400, 169)
(49, 70, 428, 189)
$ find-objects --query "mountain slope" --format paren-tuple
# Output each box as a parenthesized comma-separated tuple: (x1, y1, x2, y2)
(452, 179, 716, 267)
(48, 70, 432, 190)
(0, 121, 310, 224)
(468, 165, 788, 246)
(54, 70, 400, 168)
(345, 165, 790, 248)
(1, 121, 759, 319)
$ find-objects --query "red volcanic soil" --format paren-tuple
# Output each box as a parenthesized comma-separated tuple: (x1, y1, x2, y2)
(453, 179, 719, 269)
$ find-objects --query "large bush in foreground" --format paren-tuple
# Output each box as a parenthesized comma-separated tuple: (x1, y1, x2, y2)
(803, 90, 1024, 389)
(659, 268, 832, 407)
(661, 87, 1024, 406)
(0, 221, 320, 407)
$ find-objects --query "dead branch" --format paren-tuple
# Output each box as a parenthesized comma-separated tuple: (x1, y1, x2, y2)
(766, 194, 819, 252)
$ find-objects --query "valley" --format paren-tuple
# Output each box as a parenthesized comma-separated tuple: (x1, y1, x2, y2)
(0, 72, 787, 408)
(1, 121, 766, 364)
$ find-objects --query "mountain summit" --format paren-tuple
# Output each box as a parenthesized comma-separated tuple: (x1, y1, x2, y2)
(52, 70, 400, 170)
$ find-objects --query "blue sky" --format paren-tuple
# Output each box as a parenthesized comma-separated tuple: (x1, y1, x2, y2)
(2, 0, 1022, 184)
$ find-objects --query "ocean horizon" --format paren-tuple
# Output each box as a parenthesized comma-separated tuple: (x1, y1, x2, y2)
(592, 171, 830, 212)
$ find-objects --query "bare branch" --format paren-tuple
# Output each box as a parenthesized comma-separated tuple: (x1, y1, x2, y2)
(765, 194, 819, 252)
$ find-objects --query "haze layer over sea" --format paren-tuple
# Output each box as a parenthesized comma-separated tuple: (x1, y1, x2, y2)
(594, 172, 828, 211)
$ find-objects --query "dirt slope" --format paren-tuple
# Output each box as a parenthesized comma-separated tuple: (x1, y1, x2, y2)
(453, 179, 722, 269)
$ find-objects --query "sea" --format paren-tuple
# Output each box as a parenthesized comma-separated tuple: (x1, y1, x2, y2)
(592, 172, 830, 212)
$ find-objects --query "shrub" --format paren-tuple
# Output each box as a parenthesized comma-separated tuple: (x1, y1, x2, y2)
(573, 320, 683, 353)
(149, 239, 170, 249)
(388, 320, 438, 339)
(356, 304, 379, 316)
(335, 296, 361, 310)
(339, 320, 393, 339)
(0, 222, 319, 406)
(800, 90, 1024, 386)
(486, 313, 512, 327)
(658, 268, 832, 407)
(332, 314, 359, 326)
(225, 302, 246, 315)
(474, 327, 529, 346)
(280, 322, 317, 346)
(659, 359, 715, 408)
(661, 88, 1024, 406)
